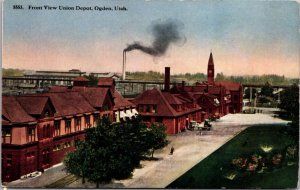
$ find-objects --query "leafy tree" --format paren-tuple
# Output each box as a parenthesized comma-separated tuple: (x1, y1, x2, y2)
(278, 84, 299, 119)
(215, 72, 225, 81)
(260, 82, 274, 97)
(278, 84, 299, 142)
(244, 88, 257, 99)
(64, 116, 169, 187)
(64, 141, 90, 184)
(85, 74, 98, 87)
(2, 68, 25, 77)
(147, 123, 169, 158)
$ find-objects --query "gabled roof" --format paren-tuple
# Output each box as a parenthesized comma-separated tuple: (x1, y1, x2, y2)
(71, 87, 112, 108)
(208, 86, 222, 94)
(17, 96, 51, 115)
(197, 93, 220, 108)
(2, 96, 36, 124)
(215, 81, 241, 91)
(114, 90, 134, 109)
(36, 92, 96, 117)
(97, 77, 115, 87)
(133, 88, 201, 117)
(162, 92, 182, 105)
(50, 86, 114, 109)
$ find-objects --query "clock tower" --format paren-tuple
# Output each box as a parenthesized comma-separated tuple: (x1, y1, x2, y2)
(207, 51, 215, 84)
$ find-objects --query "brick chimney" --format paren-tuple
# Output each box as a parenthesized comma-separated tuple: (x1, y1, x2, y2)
(164, 67, 170, 91)
(182, 80, 185, 91)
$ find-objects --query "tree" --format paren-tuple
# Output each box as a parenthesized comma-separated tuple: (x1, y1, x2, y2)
(244, 88, 257, 99)
(64, 141, 90, 184)
(147, 123, 169, 158)
(64, 116, 169, 187)
(85, 74, 98, 87)
(260, 82, 273, 97)
(278, 84, 299, 119)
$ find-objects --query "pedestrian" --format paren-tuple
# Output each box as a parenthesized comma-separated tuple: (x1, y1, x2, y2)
(170, 146, 174, 155)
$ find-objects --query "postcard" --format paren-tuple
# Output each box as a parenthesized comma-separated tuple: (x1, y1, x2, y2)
(2, 0, 299, 189)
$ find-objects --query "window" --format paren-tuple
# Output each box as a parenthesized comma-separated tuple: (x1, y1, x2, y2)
(2, 128, 12, 144)
(75, 139, 81, 148)
(152, 105, 157, 113)
(6, 154, 12, 167)
(138, 105, 144, 112)
(54, 120, 61, 136)
(145, 105, 150, 113)
(234, 95, 239, 101)
(53, 144, 60, 151)
(75, 118, 81, 131)
(65, 119, 71, 133)
(44, 110, 50, 117)
(155, 117, 163, 122)
(103, 105, 109, 111)
(42, 124, 50, 138)
(93, 115, 100, 126)
(47, 124, 50, 138)
(42, 149, 50, 166)
(85, 116, 91, 128)
(28, 127, 35, 142)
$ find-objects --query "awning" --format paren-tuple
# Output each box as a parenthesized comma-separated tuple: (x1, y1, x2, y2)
(126, 110, 135, 118)
(119, 111, 127, 119)
(132, 109, 139, 115)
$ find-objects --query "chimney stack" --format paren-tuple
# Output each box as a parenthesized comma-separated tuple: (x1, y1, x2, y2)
(122, 51, 126, 80)
(182, 80, 185, 90)
(164, 67, 170, 91)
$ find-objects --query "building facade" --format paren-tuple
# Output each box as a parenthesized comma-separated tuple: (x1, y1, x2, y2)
(2, 77, 137, 182)
(132, 52, 243, 134)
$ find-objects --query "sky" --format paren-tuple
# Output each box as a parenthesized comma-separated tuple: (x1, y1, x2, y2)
(3, 0, 300, 77)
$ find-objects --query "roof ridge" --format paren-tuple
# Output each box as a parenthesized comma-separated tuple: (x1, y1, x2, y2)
(156, 89, 177, 116)
(15, 96, 31, 116)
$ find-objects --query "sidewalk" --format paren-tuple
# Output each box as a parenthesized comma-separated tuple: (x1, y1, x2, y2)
(5, 113, 289, 188)
(67, 113, 289, 188)
(4, 163, 67, 188)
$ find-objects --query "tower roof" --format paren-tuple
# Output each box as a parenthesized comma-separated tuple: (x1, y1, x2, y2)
(208, 52, 214, 66)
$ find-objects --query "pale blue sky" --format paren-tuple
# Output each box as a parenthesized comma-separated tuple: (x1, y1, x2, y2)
(3, 0, 300, 77)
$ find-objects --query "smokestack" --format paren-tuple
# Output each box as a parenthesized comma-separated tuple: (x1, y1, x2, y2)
(182, 80, 185, 90)
(164, 67, 170, 91)
(122, 51, 126, 80)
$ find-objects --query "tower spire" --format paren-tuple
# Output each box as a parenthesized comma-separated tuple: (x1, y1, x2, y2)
(207, 51, 215, 84)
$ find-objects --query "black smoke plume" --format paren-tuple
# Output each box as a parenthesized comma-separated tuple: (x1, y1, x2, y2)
(124, 19, 186, 56)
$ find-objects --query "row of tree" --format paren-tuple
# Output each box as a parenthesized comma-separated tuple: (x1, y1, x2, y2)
(2, 68, 25, 77)
(64, 116, 168, 187)
(125, 71, 298, 85)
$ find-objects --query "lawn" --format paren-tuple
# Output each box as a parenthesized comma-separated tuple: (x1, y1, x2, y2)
(167, 124, 299, 189)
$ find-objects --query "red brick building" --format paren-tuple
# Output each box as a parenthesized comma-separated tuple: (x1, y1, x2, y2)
(1, 78, 136, 182)
(132, 52, 243, 134)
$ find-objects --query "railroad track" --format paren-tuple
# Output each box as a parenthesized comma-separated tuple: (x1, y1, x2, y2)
(45, 174, 78, 188)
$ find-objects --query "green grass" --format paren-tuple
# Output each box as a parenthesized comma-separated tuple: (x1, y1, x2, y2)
(167, 124, 298, 189)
